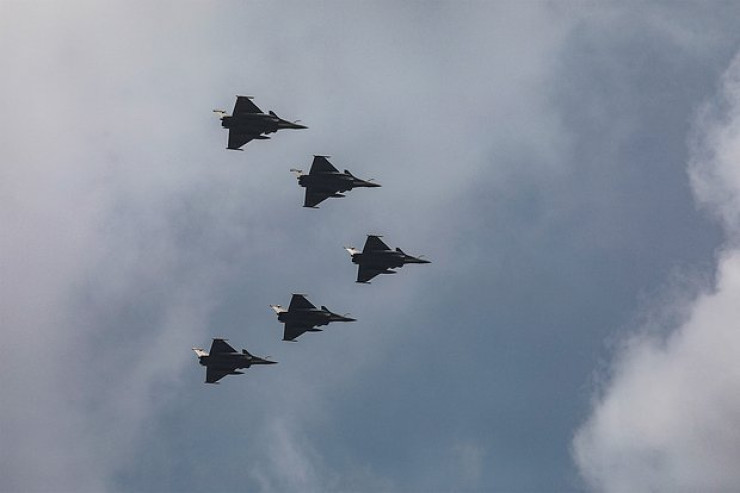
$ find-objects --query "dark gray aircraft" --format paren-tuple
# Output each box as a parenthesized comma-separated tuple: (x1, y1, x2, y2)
(192, 338, 276, 384)
(270, 294, 356, 341)
(345, 235, 430, 283)
(214, 96, 307, 150)
(290, 155, 381, 208)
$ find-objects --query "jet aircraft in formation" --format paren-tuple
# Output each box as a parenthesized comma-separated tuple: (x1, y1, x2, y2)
(214, 96, 307, 150)
(345, 235, 430, 283)
(192, 338, 276, 384)
(271, 294, 356, 341)
(291, 155, 381, 208)
(198, 95, 431, 382)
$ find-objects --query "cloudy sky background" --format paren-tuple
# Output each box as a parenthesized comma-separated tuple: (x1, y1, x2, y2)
(3, 2, 740, 492)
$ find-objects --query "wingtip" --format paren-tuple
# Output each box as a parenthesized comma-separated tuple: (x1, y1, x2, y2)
(270, 304, 286, 314)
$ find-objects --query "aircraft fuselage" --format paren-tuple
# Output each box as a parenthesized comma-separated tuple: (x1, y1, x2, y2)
(298, 173, 378, 192)
(198, 353, 273, 369)
(221, 113, 305, 134)
(351, 251, 406, 269)
(298, 173, 352, 190)
(277, 309, 353, 327)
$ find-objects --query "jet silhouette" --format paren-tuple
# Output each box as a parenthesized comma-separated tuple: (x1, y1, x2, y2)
(214, 96, 306, 150)
(291, 155, 380, 208)
(270, 294, 355, 341)
(345, 235, 430, 283)
(192, 338, 276, 384)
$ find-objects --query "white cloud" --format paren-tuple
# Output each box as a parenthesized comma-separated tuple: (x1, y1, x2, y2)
(13, 2, 735, 491)
(0, 3, 227, 491)
(690, 54, 740, 241)
(574, 52, 740, 493)
(249, 418, 325, 492)
(453, 441, 485, 487)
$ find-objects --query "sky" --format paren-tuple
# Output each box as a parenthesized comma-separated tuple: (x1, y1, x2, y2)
(3, 2, 740, 492)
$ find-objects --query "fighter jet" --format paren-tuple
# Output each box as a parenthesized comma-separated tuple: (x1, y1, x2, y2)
(270, 294, 356, 341)
(192, 338, 276, 384)
(345, 235, 430, 283)
(214, 96, 307, 150)
(290, 155, 381, 208)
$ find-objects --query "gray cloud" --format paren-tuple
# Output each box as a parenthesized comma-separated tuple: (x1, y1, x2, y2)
(1, 3, 230, 490)
(5, 2, 740, 492)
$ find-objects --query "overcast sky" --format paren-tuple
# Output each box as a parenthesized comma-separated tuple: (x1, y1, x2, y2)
(4, 2, 740, 492)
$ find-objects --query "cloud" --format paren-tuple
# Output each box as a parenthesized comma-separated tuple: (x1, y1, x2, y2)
(0, 3, 229, 490)
(573, 52, 740, 493)
(690, 55, 740, 241)
(8, 2, 551, 489)
(249, 418, 325, 492)
(8, 2, 739, 492)
(453, 441, 485, 487)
